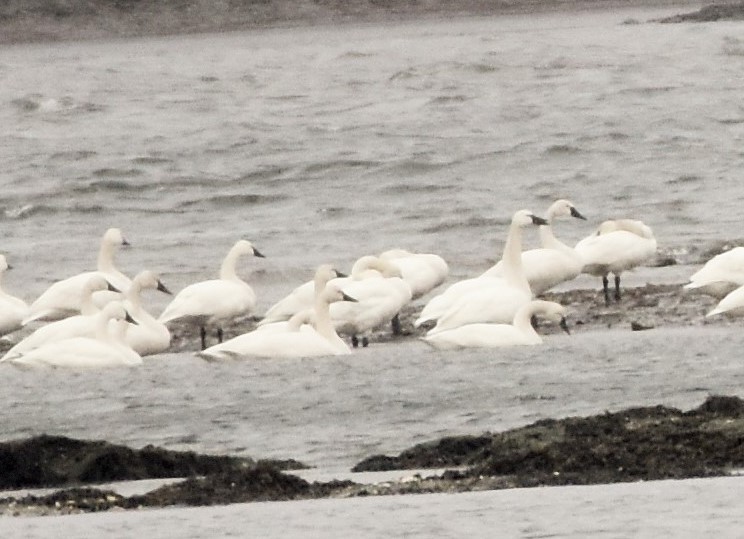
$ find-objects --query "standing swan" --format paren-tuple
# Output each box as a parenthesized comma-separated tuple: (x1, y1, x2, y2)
(158, 240, 265, 350)
(417, 210, 547, 333)
(574, 219, 657, 305)
(485, 200, 587, 295)
(24, 228, 131, 324)
(199, 265, 357, 360)
(423, 300, 570, 350)
(9, 302, 142, 369)
(0, 255, 29, 337)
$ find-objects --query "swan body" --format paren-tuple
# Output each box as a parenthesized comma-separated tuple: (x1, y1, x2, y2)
(1, 275, 120, 361)
(685, 247, 744, 299)
(485, 200, 586, 295)
(0, 255, 29, 337)
(423, 300, 569, 350)
(199, 266, 355, 360)
(378, 249, 449, 300)
(418, 210, 547, 333)
(121, 270, 172, 356)
(23, 228, 130, 324)
(158, 240, 265, 349)
(9, 302, 142, 369)
(574, 219, 657, 304)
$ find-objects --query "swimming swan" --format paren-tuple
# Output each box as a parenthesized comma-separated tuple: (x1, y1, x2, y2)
(9, 302, 142, 369)
(0, 255, 29, 337)
(684, 247, 744, 299)
(574, 219, 657, 305)
(121, 270, 172, 356)
(423, 300, 569, 350)
(485, 199, 586, 295)
(199, 267, 357, 360)
(418, 210, 547, 334)
(158, 240, 265, 350)
(1, 275, 120, 361)
(23, 227, 131, 324)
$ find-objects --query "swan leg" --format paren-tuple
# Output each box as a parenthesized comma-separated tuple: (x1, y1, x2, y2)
(362, 336, 369, 348)
(351, 335, 359, 348)
(391, 314, 402, 336)
(217, 328, 224, 343)
(200, 327, 207, 350)
(602, 276, 611, 305)
(614, 275, 621, 302)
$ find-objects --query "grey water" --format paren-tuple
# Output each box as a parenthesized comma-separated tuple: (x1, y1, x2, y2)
(2, 4, 744, 536)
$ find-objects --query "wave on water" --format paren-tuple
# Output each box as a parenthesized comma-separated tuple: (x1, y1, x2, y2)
(178, 193, 289, 210)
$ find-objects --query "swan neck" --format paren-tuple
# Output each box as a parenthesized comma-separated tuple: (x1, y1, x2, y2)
(98, 239, 117, 272)
(219, 247, 242, 280)
(513, 307, 540, 341)
(500, 221, 529, 291)
(313, 295, 337, 341)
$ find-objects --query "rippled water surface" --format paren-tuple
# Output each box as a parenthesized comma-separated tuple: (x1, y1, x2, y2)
(2, 5, 744, 536)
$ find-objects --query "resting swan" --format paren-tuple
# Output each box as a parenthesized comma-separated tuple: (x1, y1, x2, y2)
(23, 227, 131, 324)
(706, 283, 744, 318)
(9, 302, 142, 369)
(574, 219, 657, 305)
(1, 275, 119, 361)
(378, 249, 449, 300)
(684, 247, 744, 299)
(199, 266, 357, 360)
(418, 209, 547, 334)
(485, 199, 586, 295)
(158, 240, 265, 350)
(0, 255, 29, 337)
(422, 300, 569, 349)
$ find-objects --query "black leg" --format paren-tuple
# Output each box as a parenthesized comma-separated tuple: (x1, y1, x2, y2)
(351, 335, 359, 348)
(602, 276, 611, 306)
(200, 327, 207, 350)
(391, 314, 402, 336)
(362, 336, 369, 348)
(614, 275, 621, 302)
(217, 328, 224, 343)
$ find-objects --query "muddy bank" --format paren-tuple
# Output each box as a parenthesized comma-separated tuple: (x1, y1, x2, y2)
(0, 0, 726, 44)
(658, 1, 744, 21)
(3, 396, 744, 515)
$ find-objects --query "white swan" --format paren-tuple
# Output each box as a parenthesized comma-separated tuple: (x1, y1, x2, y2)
(23, 227, 130, 324)
(1, 275, 119, 361)
(378, 249, 449, 300)
(485, 200, 586, 295)
(9, 302, 142, 369)
(259, 265, 346, 326)
(0, 255, 29, 337)
(158, 240, 265, 350)
(418, 210, 547, 334)
(199, 267, 356, 360)
(574, 219, 657, 304)
(684, 247, 744, 299)
(324, 255, 412, 347)
(121, 270, 172, 356)
(422, 300, 569, 350)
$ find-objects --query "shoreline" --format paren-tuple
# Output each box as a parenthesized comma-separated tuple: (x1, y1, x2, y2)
(0, 0, 736, 45)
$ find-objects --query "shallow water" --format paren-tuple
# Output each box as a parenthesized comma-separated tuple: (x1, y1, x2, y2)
(2, 4, 744, 535)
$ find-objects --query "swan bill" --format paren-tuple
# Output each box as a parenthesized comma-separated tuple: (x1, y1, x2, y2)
(531, 215, 549, 226)
(570, 206, 587, 220)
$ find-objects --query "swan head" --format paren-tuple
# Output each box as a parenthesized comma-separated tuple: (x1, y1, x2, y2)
(548, 199, 586, 221)
(100, 301, 138, 325)
(322, 283, 358, 304)
(134, 270, 172, 295)
(84, 275, 120, 295)
(103, 228, 130, 247)
(513, 210, 548, 228)
(379, 248, 412, 261)
(530, 300, 570, 334)
(596, 219, 654, 239)
(232, 240, 265, 259)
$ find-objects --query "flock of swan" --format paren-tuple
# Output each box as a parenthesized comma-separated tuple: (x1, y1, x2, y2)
(3, 197, 744, 368)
